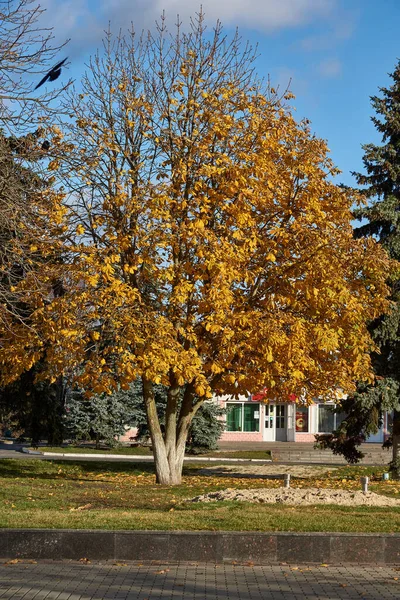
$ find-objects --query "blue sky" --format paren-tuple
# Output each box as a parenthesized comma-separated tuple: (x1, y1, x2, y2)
(41, 0, 400, 188)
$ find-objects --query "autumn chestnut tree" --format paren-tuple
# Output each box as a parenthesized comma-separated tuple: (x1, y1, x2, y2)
(0, 16, 393, 484)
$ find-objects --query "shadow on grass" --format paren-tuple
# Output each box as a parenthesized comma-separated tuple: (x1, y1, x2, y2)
(0, 459, 157, 481)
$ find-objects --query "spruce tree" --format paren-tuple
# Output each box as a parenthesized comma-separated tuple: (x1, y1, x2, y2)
(316, 60, 400, 475)
(63, 387, 137, 448)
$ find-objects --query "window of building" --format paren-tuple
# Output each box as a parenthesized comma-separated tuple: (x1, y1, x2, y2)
(318, 404, 345, 433)
(226, 403, 242, 431)
(295, 406, 309, 432)
(226, 403, 260, 432)
(276, 405, 286, 429)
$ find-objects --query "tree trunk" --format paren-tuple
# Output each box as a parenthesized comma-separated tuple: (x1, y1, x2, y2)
(164, 378, 180, 473)
(47, 378, 65, 445)
(142, 378, 201, 485)
(392, 410, 400, 479)
(142, 377, 172, 483)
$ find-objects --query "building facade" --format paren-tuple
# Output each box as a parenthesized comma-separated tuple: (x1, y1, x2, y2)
(121, 392, 391, 445)
(217, 393, 390, 443)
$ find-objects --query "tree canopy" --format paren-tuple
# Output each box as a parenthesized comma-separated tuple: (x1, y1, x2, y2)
(0, 16, 393, 483)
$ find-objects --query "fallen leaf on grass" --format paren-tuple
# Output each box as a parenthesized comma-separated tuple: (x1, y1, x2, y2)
(79, 558, 91, 563)
(4, 559, 20, 565)
(70, 503, 93, 512)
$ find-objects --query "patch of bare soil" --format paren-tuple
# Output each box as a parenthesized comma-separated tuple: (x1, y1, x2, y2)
(198, 464, 337, 478)
(190, 487, 400, 507)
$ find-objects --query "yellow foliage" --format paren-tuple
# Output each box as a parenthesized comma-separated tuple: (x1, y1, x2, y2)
(0, 26, 395, 408)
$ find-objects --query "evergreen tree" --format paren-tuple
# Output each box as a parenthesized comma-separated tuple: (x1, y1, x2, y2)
(316, 61, 400, 475)
(186, 401, 226, 454)
(63, 387, 137, 448)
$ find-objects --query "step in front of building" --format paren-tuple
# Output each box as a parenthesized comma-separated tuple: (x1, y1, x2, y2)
(272, 450, 390, 465)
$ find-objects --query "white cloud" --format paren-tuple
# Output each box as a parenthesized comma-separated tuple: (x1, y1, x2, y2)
(102, 0, 336, 31)
(300, 21, 353, 52)
(42, 0, 337, 50)
(316, 58, 341, 78)
(138, 0, 335, 32)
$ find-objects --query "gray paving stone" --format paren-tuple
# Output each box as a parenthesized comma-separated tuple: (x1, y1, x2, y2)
(1, 562, 400, 599)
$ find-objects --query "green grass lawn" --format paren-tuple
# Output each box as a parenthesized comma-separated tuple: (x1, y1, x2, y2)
(43, 446, 272, 460)
(0, 459, 399, 532)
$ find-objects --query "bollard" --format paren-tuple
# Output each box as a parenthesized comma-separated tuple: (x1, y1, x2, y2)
(360, 476, 369, 493)
(284, 474, 291, 489)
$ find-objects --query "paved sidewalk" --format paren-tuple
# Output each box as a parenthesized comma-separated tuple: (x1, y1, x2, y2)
(0, 561, 399, 599)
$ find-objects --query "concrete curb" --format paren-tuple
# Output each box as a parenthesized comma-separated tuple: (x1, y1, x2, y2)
(0, 530, 399, 565)
(21, 448, 272, 463)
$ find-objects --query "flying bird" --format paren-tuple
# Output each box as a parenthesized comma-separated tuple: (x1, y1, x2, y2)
(34, 58, 68, 90)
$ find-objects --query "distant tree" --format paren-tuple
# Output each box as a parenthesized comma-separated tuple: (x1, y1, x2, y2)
(0, 368, 65, 445)
(316, 60, 400, 476)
